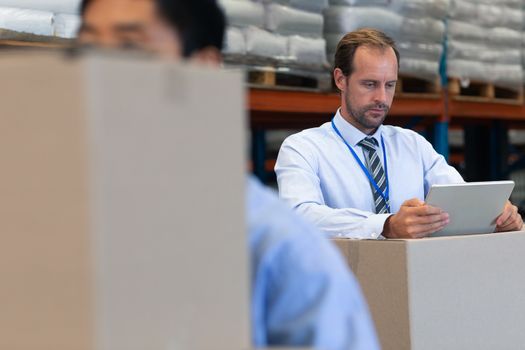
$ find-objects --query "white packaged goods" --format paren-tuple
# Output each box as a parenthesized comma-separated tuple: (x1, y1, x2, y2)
(53, 13, 80, 38)
(324, 7, 444, 43)
(447, 20, 486, 43)
(244, 26, 288, 58)
(324, 7, 401, 38)
(492, 65, 524, 88)
(288, 35, 327, 65)
(447, 0, 524, 88)
(397, 42, 443, 62)
(487, 27, 521, 47)
(0, 7, 54, 36)
(448, 59, 523, 89)
(0, 0, 80, 14)
(400, 17, 444, 42)
(329, 0, 390, 5)
(449, 0, 476, 22)
(223, 26, 246, 55)
(265, 4, 323, 38)
(468, 0, 522, 8)
(450, 1, 522, 30)
(448, 40, 521, 65)
(389, 0, 449, 20)
(399, 58, 439, 81)
(522, 33, 525, 68)
(270, 0, 329, 14)
(218, 0, 265, 28)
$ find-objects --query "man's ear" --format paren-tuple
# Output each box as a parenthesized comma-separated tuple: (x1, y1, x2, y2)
(333, 68, 348, 92)
(190, 47, 223, 66)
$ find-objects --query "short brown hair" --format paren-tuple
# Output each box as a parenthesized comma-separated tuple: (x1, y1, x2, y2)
(334, 28, 400, 77)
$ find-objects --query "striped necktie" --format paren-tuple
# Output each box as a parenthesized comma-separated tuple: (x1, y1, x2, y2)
(358, 137, 390, 214)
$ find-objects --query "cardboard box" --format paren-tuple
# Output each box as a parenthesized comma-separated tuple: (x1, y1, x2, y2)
(333, 232, 525, 350)
(0, 52, 250, 350)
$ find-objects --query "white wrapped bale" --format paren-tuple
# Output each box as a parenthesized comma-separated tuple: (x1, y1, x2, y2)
(397, 41, 443, 62)
(218, 0, 265, 28)
(223, 26, 246, 55)
(324, 6, 401, 37)
(450, 1, 522, 30)
(0, 7, 54, 36)
(487, 27, 521, 48)
(265, 4, 323, 38)
(244, 26, 288, 58)
(389, 0, 449, 20)
(288, 35, 327, 65)
(399, 58, 440, 81)
(448, 59, 523, 89)
(53, 13, 80, 38)
(270, 0, 329, 14)
(463, 0, 521, 8)
(448, 40, 521, 65)
(324, 7, 444, 44)
(329, 0, 390, 5)
(0, 0, 80, 14)
(447, 20, 486, 43)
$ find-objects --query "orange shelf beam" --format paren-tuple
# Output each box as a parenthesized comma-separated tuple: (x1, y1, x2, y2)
(249, 88, 446, 129)
(448, 99, 525, 121)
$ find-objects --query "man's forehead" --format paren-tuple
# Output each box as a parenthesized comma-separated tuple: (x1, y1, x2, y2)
(353, 46, 398, 76)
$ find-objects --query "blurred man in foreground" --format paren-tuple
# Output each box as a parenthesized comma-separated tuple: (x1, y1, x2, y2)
(78, 1, 380, 349)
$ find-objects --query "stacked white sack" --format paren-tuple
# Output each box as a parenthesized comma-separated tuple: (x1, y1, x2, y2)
(270, 0, 328, 15)
(221, 0, 328, 67)
(324, 1, 447, 82)
(447, 0, 523, 90)
(387, 0, 448, 82)
(522, 7, 525, 85)
(264, 2, 327, 66)
(0, 0, 80, 14)
(218, 0, 270, 57)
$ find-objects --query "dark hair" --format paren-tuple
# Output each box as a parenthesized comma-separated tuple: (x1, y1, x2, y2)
(334, 28, 400, 77)
(80, 0, 226, 57)
(157, 0, 226, 57)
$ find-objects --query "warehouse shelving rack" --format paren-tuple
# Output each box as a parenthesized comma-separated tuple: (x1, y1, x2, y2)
(249, 87, 525, 183)
(2, 39, 524, 183)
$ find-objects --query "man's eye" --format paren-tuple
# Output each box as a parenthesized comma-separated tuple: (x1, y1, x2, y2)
(364, 82, 375, 88)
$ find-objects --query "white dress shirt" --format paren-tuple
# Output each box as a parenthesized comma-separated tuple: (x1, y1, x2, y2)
(275, 110, 464, 239)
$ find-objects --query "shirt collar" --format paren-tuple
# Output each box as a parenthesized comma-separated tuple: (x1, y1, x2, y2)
(333, 109, 383, 147)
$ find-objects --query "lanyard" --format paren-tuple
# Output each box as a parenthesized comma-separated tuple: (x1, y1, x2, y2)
(331, 119, 390, 211)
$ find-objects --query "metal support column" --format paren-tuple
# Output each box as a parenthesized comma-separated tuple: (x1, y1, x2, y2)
(432, 121, 449, 160)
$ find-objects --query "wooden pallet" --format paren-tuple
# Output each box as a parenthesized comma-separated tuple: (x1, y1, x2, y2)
(248, 67, 332, 92)
(448, 78, 524, 105)
(395, 75, 441, 96)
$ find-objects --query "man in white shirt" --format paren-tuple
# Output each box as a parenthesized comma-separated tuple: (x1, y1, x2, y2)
(275, 28, 523, 239)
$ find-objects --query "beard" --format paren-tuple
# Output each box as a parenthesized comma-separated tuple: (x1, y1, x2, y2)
(344, 93, 389, 132)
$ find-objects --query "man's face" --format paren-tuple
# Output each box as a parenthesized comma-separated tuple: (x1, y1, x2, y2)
(336, 46, 398, 135)
(78, 0, 182, 59)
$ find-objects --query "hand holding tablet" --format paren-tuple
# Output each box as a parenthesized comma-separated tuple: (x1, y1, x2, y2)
(425, 181, 516, 237)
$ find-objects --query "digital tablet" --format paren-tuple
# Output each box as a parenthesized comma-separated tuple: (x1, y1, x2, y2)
(425, 181, 515, 237)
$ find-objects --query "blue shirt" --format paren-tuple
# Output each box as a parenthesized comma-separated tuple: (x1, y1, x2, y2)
(275, 110, 464, 239)
(247, 176, 380, 350)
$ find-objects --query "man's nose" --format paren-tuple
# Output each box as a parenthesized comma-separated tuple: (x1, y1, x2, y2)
(373, 86, 387, 104)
